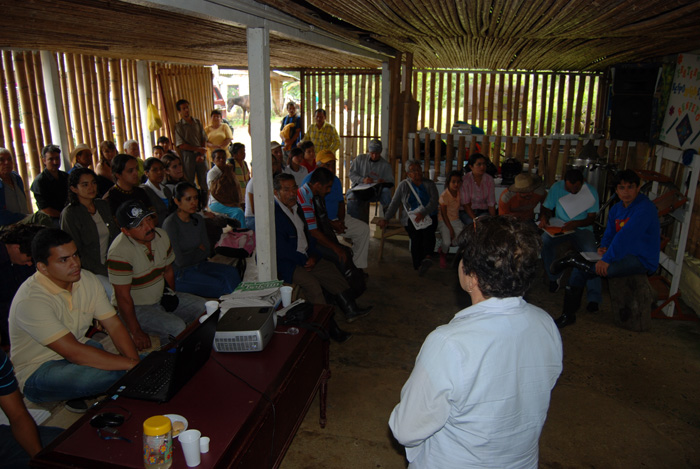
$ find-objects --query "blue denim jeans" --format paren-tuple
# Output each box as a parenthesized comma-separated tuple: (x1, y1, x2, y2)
(570, 254, 650, 288)
(132, 292, 206, 341)
(175, 261, 241, 298)
(23, 340, 126, 403)
(541, 228, 602, 303)
(245, 216, 255, 232)
(0, 424, 64, 468)
(346, 187, 392, 220)
(209, 202, 246, 229)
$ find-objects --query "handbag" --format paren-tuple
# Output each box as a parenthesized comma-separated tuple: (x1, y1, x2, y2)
(146, 99, 163, 132)
(210, 166, 240, 207)
(215, 228, 255, 258)
(405, 181, 432, 230)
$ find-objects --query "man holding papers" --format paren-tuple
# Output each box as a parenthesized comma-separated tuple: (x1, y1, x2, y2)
(346, 139, 394, 221)
(550, 170, 660, 328)
(538, 169, 601, 311)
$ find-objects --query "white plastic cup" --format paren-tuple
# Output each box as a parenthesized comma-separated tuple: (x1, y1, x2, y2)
(199, 436, 210, 453)
(280, 286, 293, 307)
(429, 169, 436, 180)
(205, 301, 219, 315)
(179, 429, 201, 466)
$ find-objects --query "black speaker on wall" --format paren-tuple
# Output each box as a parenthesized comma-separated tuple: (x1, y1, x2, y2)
(609, 64, 660, 142)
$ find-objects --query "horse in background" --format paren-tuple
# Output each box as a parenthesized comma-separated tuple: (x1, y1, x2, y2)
(227, 95, 251, 124)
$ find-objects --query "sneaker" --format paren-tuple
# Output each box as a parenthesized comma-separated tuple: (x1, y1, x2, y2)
(65, 399, 88, 414)
(418, 258, 433, 277)
(587, 302, 599, 312)
(548, 278, 561, 293)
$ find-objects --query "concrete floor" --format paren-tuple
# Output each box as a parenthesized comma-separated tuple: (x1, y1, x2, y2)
(37, 231, 700, 468)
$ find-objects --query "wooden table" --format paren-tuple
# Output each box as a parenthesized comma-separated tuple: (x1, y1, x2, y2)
(32, 305, 332, 468)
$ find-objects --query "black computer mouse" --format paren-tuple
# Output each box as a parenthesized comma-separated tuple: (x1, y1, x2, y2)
(90, 412, 125, 428)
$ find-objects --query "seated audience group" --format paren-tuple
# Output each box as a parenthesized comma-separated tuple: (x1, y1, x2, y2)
(0, 96, 661, 465)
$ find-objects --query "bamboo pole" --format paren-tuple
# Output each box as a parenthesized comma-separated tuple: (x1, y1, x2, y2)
(65, 54, 83, 145)
(2, 51, 28, 186)
(521, 74, 529, 135)
(574, 75, 585, 135)
(78, 55, 95, 151)
(413, 130, 420, 172)
(585, 75, 596, 134)
(123, 60, 136, 142)
(32, 52, 52, 148)
(132, 61, 144, 147)
(96, 57, 111, 142)
(486, 75, 495, 135)
(353, 73, 361, 159)
(445, 73, 452, 132)
(0, 56, 12, 151)
(457, 135, 466, 169)
(359, 73, 367, 140)
(57, 54, 74, 153)
(423, 132, 430, 176)
(401, 52, 413, 169)
(546, 74, 555, 135)
(530, 74, 538, 136)
(23, 52, 44, 152)
(547, 139, 560, 185)
(428, 71, 436, 130)
(365, 73, 373, 138)
(505, 74, 513, 137)
(564, 74, 575, 135)
(453, 73, 461, 125)
(446, 133, 454, 175)
(434, 131, 442, 174)
(555, 74, 565, 134)
(420, 71, 427, 129)
(87, 57, 102, 156)
(437, 73, 444, 133)
(13, 52, 41, 179)
(479, 73, 487, 130)
(110, 58, 126, 152)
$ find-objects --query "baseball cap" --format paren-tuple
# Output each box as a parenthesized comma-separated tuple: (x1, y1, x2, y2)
(316, 150, 336, 164)
(116, 200, 155, 229)
(271, 141, 282, 150)
(368, 139, 382, 153)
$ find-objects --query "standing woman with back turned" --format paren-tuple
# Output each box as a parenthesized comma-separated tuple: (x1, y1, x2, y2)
(390, 216, 563, 468)
(163, 182, 241, 298)
(60, 167, 120, 297)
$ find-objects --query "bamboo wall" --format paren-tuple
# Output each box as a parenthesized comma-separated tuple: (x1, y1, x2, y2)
(300, 69, 382, 184)
(0, 49, 213, 212)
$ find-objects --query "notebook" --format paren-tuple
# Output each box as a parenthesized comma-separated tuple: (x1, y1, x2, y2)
(108, 310, 219, 403)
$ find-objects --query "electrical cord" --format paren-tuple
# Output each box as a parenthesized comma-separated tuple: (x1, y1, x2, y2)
(210, 354, 277, 469)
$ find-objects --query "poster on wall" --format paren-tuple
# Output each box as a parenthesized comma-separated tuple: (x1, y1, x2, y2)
(660, 54, 700, 150)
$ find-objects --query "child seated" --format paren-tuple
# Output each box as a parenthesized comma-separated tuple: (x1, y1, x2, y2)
(282, 147, 309, 186)
(437, 170, 465, 268)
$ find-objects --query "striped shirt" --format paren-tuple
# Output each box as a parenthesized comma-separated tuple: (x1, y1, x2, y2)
(297, 183, 317, 231)
(304, 122, 340, 153)
(106, 228, 174, 306)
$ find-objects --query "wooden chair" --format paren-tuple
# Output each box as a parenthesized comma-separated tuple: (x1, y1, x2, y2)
(372, 216, 407, 261)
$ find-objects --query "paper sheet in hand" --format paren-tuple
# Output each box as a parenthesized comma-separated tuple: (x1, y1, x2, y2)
(348, 182, 379, 192)
(559, 184, 595, 220)
(581, 251, 602, 262)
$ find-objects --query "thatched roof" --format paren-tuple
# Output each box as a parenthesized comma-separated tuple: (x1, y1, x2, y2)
(2, 0, 699, 71)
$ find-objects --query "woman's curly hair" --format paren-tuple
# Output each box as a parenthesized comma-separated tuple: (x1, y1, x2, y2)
(458, 215, 541, 298)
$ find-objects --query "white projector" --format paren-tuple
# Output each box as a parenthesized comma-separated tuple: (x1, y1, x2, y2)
(213, 306, 275, 352)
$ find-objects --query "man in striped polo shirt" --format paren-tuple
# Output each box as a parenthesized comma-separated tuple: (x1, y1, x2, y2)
(107, 200, 206, 350)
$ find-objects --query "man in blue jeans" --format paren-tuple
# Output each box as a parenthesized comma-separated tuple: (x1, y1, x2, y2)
(539, 169, 602, 311)
(551, 170, 660, 328)
(108, 200, 206, 351)
(8, 228, 139, 413)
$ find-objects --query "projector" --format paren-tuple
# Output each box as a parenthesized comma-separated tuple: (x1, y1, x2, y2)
(213, 306, 275, 352)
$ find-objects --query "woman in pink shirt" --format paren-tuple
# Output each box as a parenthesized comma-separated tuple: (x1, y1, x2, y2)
(459, 153, 496, 225)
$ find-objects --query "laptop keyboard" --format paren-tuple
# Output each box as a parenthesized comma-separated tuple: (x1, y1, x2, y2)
(128, 354, 176, 396)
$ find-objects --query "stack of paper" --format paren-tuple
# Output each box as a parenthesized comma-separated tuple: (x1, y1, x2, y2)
(219, 280, 283, 309)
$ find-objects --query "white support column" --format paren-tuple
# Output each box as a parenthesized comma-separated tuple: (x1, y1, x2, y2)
(381, 61, 391, 161)
(247, 26, 276, 281)
(40, 51, 69, 167)
(136, 61, 153, 157)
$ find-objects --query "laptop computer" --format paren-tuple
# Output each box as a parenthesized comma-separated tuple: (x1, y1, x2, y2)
(108, 311, 219, 403)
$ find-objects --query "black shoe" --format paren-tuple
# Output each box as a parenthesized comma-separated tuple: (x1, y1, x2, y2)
(550, 251, 595, 276)
(329, 317, 352, 343)
(549, 278, 561, 293)
(556, 285, 584, 329)
(555, 312, 576, 328)
(336, 291, 372, 323)
(587, 302, 599, 312)
(65, 399, 88, 414)
(418, 258, 433, 277)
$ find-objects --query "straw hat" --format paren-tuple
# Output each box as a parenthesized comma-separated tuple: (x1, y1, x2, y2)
(509, 173, 540, 193)
(70, 143, 92, 163)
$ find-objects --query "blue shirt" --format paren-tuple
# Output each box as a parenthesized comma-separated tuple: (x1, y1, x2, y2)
(301, 172, 344, 220)
(600, 193, 660, 272)
(542, 180, 599, 231)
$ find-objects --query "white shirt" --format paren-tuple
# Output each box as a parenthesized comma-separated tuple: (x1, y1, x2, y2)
(389, 297, 563, 469)
(245, 177, 254, 217)
(282, 164, 309, 187)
